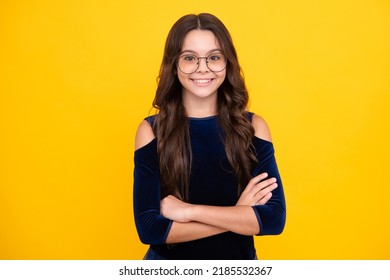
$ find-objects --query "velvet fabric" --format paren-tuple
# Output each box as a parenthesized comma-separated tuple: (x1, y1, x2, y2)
(133, 113, 286, 259)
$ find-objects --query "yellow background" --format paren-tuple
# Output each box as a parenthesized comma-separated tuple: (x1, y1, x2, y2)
(1, 0, 389, 259)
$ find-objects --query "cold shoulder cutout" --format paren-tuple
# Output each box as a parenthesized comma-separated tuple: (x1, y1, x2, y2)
(251, 114, 272, 142)
(135, 119, 155, 151)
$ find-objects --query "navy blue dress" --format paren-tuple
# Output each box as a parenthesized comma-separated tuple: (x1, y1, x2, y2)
(133, 113, 286, 259)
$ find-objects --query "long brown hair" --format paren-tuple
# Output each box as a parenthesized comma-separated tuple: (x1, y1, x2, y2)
(152, 13, 257, 201)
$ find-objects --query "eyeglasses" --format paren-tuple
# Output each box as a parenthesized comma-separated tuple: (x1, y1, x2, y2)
(177, 53, 227, 74)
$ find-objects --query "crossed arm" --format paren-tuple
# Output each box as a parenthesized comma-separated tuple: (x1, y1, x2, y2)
(161, 173, 278, 243)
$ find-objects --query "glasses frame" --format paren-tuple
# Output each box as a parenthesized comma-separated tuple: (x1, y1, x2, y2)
(177, 53, 227, 74)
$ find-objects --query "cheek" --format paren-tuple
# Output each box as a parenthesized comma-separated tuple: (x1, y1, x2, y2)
(217, 71, 227, 84)
(177, 72, 187, 86)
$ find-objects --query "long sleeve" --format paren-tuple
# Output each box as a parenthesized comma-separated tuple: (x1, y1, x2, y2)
(251, 137, 286, 235)
(133, 139, 173, 245)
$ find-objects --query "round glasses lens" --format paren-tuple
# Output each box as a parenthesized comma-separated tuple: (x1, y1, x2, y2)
(178, 54, 199, 74)
(206, 53, 226, 72)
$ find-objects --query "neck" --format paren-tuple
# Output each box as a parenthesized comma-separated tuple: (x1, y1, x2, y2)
(182, 92, 218, 118)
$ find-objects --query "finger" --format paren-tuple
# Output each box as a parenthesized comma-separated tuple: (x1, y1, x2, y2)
(245, 173, 268, 192)
(255, 177, 277, 191)
(253, 183, 278, 201)
(245, 177, 276, 197)
(256, 192, 273, 205)
(253, 172, 268, 183)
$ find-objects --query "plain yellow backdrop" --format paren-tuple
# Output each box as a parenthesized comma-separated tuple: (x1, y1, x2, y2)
(1, 0, 389, 259)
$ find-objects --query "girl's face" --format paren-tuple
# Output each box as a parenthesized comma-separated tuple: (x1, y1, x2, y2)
(177, 29, 226, 107)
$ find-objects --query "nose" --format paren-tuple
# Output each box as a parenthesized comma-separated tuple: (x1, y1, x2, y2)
(196, 57, 209, 73)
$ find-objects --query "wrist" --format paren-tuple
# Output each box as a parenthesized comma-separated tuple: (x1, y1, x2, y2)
(186, 203, 200, 222)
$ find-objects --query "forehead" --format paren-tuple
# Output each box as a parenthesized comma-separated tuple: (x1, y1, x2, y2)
(181, 29, 221, 54)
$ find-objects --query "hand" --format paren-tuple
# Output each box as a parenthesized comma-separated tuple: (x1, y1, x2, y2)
(160, 195, 193, 223)
(236, 173, 278, 206)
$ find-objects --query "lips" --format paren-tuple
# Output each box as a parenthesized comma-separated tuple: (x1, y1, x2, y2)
(190, 78, 214, 86)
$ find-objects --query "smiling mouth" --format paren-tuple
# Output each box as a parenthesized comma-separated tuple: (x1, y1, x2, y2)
(190, 78, 214, 85)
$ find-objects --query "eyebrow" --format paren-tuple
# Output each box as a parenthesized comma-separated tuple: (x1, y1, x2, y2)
(180, 48, 223, 55)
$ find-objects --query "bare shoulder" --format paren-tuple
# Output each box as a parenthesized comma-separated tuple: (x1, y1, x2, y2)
(135, 120, 155, 150)
(251, 114, 272, 142)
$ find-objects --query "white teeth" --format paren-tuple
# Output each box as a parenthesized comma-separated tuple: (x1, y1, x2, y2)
(192, 79, 212, 84)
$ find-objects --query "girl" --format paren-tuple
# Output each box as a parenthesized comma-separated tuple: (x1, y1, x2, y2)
(133, 13, 286, 260)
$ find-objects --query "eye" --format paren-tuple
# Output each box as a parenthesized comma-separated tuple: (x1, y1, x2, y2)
(182, 55, 197, 62)
(208, 54, 223, 61)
